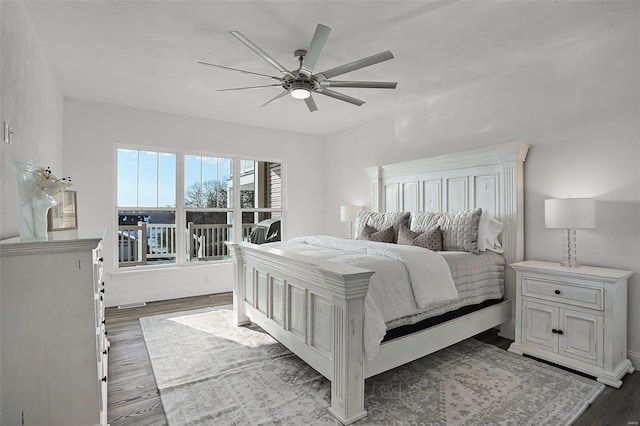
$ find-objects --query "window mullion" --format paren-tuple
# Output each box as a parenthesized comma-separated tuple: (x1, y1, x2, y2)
(176, 152, 185, 265)
(233, 157, 242, 243)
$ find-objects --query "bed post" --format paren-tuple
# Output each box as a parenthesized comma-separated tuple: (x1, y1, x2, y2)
(321, 269, 372, 425)
(497, 143, 529, 339)
(364, 166, 382, 212)
(226, 243, 250, 326)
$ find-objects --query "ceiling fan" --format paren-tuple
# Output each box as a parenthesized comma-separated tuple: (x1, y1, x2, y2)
(199, 24, 397, 112)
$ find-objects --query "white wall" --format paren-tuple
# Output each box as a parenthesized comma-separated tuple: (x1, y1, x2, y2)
(0, 1, 64, 239)
(323, 9, 640, 366)
(63, 99, 325, 306)
(0, 0, 65, 414)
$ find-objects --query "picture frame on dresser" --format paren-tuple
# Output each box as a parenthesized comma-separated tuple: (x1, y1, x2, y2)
(48, 189, 78, 231)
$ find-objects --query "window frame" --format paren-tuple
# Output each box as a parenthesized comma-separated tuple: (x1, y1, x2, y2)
(114, 145, 286, 270)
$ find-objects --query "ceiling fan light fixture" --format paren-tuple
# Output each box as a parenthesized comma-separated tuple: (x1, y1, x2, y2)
(291, 88, 311, 99)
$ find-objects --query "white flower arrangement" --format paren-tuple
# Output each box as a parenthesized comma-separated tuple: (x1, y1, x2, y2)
(33, 166, 72, 194)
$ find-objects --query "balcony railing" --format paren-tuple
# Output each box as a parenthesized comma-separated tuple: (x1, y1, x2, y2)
(117, 222, 255, 267)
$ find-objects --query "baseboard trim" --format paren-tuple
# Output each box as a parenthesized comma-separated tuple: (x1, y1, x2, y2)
(106, 284, 228, 308)
(628, 349, 640, 370)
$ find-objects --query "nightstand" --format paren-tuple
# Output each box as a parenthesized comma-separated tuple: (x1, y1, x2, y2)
(508, 260, 633, 388)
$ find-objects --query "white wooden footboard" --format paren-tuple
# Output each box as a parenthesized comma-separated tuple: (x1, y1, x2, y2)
(226, 242, 375, 424)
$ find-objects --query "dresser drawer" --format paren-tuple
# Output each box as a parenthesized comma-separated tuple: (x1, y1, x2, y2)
(522, 278, 603, 310)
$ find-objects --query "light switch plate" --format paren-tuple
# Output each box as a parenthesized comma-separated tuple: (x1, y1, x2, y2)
(4, 122, 12, 144)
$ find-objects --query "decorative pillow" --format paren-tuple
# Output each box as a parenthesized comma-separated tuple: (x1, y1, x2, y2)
(360, 225, 395, 243)
(478, 209, 504, 253)
(410, 212, 441, 232)
(355, 211, 409, 240)
(437, 208, 482, 253)
(397, 224, 442, 251)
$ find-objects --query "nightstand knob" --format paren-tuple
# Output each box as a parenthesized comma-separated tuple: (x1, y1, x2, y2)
(552, 329, 558, 334)
(102, 376, 107, 382)
(554, 290, 561, 295)
(557, 329, 564, 335)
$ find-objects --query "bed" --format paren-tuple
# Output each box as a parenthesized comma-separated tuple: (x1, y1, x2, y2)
(226, 142, 529, 424)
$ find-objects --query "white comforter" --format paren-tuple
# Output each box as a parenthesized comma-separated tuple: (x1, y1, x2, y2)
(269, 236, 457, 360)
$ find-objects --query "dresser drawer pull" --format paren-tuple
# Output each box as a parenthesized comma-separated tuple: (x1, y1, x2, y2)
(104, 330, 108, 336)
(552, 329, 564, 335)
(100, 295, 103, 302)
(102, 281, 105, 287)
(98, 257, 104, 262)
(103, 350, 107, 355)
(554, 289, 561, 295)
(102, 319, 106, 325)
(100, 289, 105, 293)
(102, 376, 107, 382)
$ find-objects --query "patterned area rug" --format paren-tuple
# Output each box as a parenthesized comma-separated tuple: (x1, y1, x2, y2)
(140, 306, 604, 425)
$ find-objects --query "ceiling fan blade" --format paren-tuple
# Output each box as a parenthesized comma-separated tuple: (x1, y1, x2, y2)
(229, 31, 295, 78)
(304, 95, 318, 112)
(316, 88, 365, 106)
(316, 50, 394, 80)
(323, 80, 397, 89)
(261, 90, 290, 107)
(301, 24, 331, 75)
(216, 84, 282, 92)
(198, 61, 282, 81)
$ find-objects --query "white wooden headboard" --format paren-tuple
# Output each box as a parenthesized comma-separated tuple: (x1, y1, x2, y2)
(365, 142, 530, 337)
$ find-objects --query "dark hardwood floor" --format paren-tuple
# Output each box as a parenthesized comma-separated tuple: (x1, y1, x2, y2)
(106, 293, 639, 425)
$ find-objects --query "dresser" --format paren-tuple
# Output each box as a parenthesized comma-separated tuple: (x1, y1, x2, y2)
(508, 260, 633, 387)
(0, 228, 108, 425)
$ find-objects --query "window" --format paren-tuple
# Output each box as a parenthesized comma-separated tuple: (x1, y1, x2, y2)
(116, 149, 284, 268)
(116, 149, 177, 267)
(184, 155, 233, 262)
(235, 160, 283, 244)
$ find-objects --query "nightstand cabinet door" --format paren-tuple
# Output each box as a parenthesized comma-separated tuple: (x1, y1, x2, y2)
(522, 301, 558, 353)
(559, 309, 603, 366)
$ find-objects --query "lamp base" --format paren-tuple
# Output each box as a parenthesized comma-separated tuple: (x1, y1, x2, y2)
(560, 228, 580, 267)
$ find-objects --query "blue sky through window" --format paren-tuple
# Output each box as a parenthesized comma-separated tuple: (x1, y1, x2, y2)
(117, 149, 176, 208)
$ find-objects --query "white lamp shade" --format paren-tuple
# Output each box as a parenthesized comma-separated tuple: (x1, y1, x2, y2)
(545, 198, 596, 229)
(340, 205, 363, 222)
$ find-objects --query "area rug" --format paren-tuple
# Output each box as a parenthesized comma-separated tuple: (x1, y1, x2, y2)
(140, 306, 604, 425)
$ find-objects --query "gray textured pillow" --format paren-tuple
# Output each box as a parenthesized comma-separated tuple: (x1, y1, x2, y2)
(410, 212, 442, 232)
(438, 208, 482, 253)
(397, 224, 442, 251)
(361, 225, 395, 243)
(355, 211, 409, 240)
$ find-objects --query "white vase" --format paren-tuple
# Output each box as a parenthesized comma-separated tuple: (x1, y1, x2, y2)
(14, 160, 59, 241)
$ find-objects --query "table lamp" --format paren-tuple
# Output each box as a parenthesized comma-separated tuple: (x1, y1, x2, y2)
(544, 198, 595, 267)
(340, 205, 363, 239)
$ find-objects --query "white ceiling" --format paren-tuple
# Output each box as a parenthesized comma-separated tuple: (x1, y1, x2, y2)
(23, 0, 631, 136)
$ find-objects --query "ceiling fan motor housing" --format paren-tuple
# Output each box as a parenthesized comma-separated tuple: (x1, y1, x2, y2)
(284, 78, 317, 93)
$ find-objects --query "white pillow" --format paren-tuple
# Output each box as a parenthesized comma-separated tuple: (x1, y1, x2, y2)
(478, 209, 504, 253)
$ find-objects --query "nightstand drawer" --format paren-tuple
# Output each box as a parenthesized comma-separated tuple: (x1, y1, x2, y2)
(522, 278, 603, 310)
